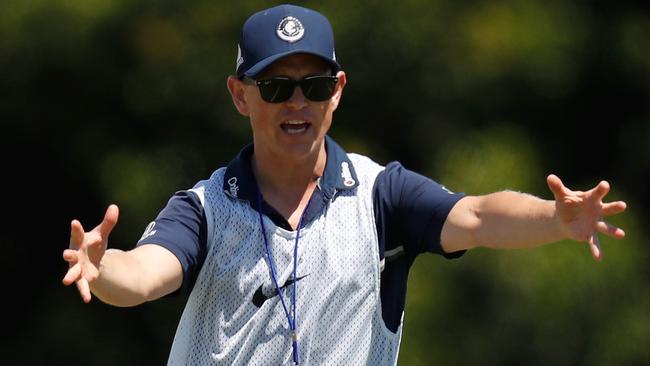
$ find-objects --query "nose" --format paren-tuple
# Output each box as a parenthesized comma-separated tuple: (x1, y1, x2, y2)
(285, 84, 309, 109)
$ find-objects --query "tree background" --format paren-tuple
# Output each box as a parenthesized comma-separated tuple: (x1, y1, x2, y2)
(1, 0, 648, 365)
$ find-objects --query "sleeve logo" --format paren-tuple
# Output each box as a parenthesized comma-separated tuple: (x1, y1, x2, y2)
(139, 221, 157, 241)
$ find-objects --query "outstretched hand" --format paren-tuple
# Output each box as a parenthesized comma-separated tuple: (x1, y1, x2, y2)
(62, 204, 119, 302)
(546, 174, 626, 261)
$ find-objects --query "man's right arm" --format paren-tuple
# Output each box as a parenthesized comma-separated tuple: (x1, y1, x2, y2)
(90, 244, 182, 307)
(63, 204, 183, 307)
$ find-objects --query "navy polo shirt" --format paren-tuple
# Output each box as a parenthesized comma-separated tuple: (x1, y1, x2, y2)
(138, 136, 465, 332)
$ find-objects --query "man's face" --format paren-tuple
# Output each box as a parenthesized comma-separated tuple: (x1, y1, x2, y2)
(229, 53, 346, 161)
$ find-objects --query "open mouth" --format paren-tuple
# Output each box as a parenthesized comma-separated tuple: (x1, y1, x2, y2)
(281, 120, 311, 135)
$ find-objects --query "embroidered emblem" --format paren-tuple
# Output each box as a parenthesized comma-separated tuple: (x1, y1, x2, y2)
(341, 162, 356, 187)
(228, 177, 239, 198)
(139, 221, 157, 241)
(276, 16, 304, 42)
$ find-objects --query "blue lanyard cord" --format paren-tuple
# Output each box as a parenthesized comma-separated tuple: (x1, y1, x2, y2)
(256, 190, 304, 365)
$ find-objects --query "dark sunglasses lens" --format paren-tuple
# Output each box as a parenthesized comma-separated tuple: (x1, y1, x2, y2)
(301, 77, 337, 101)
(257, 76, 338, 103)
(258, 78, 294, 103)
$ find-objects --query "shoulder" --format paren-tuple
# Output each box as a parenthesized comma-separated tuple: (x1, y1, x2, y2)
(373, 161, 464, 213)
(347, 153, 384, 168)
(347, 153, 385, 177)
(186, 167, 228, 205)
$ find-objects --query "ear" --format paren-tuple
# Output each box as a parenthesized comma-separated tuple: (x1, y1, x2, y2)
(329, 71, 347, 112)
(227, 76, 250, 116)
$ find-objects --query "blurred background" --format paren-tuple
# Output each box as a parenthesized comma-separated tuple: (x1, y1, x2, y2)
(1, 0, 648, 365)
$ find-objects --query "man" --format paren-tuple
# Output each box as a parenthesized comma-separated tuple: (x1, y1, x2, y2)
(62, 4, 627, 365)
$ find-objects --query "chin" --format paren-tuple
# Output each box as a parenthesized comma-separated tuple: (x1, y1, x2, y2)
(280, 142, 318, 159)
(279, 135, 324, 159)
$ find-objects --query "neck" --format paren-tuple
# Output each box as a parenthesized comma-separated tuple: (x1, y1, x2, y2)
(252, 141, 327, 228)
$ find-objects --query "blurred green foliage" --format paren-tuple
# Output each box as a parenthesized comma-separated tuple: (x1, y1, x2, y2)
(2, 0, 648, 365)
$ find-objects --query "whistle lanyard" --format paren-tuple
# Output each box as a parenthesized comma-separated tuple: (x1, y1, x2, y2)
(257, 190, 304, 365)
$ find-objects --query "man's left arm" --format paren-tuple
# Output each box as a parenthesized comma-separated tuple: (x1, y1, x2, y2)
(440, 174, 627, 261)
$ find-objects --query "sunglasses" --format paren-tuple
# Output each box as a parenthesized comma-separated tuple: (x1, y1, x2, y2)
(243, 75, 339, 103)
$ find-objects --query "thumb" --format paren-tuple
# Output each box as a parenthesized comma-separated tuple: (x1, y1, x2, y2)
(546, 174, 566, 200)
(98, 204, 119, 238)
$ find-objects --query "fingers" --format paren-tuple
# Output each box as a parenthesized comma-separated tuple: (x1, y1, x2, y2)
(66, 208, 114, 304)
(69, 219, 85, 249)
(546, 174, 582, 204)
(75, 277, 92, 303)
(602, 201, 627, 216)
(591, 180, 610, 201)
(70, 205, 119, 252)
(62, 248, 78, 263)
(588, 233, 602, 261)
(596, 220, 626, 239)
(586, 218, 624, 261)
(98, 204, 119, 238)
(62, 262, 81, 286)
(62, 249, 97, 302)
(62, 249, 84, 286)
(583, 220, 623, 262)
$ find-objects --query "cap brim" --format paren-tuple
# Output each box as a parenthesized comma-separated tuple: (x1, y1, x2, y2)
(240, 50, 341, 78)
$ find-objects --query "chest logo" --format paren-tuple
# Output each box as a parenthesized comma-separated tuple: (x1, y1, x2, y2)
(252, 274, 309, 307)
(227, 177, 239, 198)
(341, 162, 356, 187)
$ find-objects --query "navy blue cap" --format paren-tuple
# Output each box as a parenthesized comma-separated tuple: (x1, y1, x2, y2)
(236, 4, 341, 78)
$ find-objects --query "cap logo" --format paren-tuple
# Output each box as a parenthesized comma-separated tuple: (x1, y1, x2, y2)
(276, 16, 304, 43)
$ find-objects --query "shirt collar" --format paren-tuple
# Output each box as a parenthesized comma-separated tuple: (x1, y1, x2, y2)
(222, 135, 359, 205)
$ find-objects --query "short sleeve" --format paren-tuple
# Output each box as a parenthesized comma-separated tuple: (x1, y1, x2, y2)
(373, 161, 466, 258)
(136, 190, 208, 294)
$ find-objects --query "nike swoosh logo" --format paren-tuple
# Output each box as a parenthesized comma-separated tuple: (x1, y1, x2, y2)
(252, 275, 309, 308)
